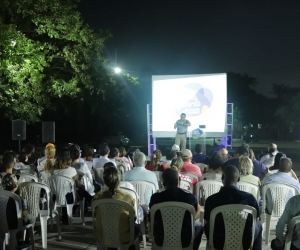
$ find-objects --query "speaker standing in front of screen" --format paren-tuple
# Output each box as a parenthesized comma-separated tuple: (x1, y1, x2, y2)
(174, 113, 191, 151)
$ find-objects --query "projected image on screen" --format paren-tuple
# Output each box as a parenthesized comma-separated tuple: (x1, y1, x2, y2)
(152, 74, 227, 138)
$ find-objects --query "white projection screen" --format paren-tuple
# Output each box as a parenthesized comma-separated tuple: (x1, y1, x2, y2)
(152, 73, 227, 138)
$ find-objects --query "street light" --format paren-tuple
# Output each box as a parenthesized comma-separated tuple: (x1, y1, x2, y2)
(114, 67, 122, 74)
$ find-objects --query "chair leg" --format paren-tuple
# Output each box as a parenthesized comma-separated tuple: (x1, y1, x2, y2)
(27, 226, 35, 250)
(265, 214, 271, 245)
(55, 213, 62, 241)
(66, 204, 73, 230)
(40, 215, 48, 249)
(200, 210, 204, 224)
(141, 220, 146, 248)
(9, 230, 17, 250)
(80, 198, 85, 226)
(5, 233, 9, 246)
(1, 233, 6, 250)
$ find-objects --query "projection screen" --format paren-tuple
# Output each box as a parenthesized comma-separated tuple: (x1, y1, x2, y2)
(152, 73, 227, 138)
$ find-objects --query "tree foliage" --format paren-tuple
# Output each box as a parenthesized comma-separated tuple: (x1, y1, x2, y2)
(0, 0, 117, 122)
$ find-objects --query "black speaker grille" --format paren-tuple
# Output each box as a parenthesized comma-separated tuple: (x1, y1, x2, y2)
(42, 121, 55, 143)
(12, 120, 26, 140)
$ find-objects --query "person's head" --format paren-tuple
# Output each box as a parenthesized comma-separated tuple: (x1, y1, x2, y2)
(45, 143, 56, 159)
(108, 148, 119, 159)
(99, 144, 110, 157)
(162, 168, 179, 188)
(22, 143, 35, 157)
(133, 152, 147, 167)
(151, 149, 162, 168)
(172, 144, 180, 152)
(278, 157, 292, 173)
(54, 148, 72, 170)
(83, 146, 94, 161)
(70, 144, 81, 162)
(2, 151, 17, 170)
(180, 113, 186, 121)
(248, 148, 256, 160)
(274, 152, 286, 168)
(2, 173, 18, 192)
(222, 165, 240, 186)
(195, 144, 203, 154)
(170, 157, 184, 172)
(239, 155, 253, 175)
(103, 162, 120, 197)
(209, 152, 224, 172)
(119, 147, 127, 157)
(268, 143, 277, 151)
(181, 149, 193, 162)
(268, 148, 277, 157)
(166, 149, 177, 161)
(18, 151, 28, 164)
(237, 146, 249, 157)
(241, 143, 250, 150)
(218, 148, 228, 162)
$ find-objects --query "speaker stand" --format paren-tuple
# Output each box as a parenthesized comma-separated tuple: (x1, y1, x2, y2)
(18, 140, 21, 152)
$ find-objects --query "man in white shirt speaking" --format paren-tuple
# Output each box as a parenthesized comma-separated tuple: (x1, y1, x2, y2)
(174, 113, 191, 151)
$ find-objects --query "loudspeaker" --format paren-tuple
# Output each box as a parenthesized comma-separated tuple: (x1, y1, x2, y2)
(42, 121, 55, 143)
(12, 120, 26, 140)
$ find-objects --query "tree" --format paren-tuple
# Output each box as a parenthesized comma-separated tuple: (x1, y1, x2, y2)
(0, 0, 115, 122)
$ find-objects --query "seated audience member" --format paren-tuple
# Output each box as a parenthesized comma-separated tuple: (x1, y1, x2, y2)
(37, 143, 56, 172)
(81, 145, 94, 172)
(192, 144, 210, 164)
(170, 157, 193, 191)
(14, 151, 31, 170)
(123, 152, 159, 205)
(262, 158, 300, 214)
(239, 155, 260, 197)
(260, 143, 278, 163)
(94, 165, 140, 250)
(70, 145, 95, 198)
(163, 149, 177, 167)
(2, 173, 35, 249)
(219, 148, 229, 162)
(146, 149, 167, 171)
(262, 148, 277, 168)
(149, 168, 203, 250)
(22, 143, 36, 164)
(271, 196, 300, 250)
(203, 152, 223, 181)
(270, 152, 285, 171)
(222, 145, 270, 180)
(204, 165, 262, 250)
(108, 148, 126, 167)
(93, 144, 114, 169)
(181, 149, 202, 181)
(172, 144, 180, 152)
(119, 147, 133, 170)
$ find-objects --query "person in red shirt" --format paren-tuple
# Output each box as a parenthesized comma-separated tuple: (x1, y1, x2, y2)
(181, 149, 202, 184)
(146, 149, 167, 171)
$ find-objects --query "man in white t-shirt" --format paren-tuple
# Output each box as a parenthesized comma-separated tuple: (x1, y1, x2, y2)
(260, 143, 277, 163)
(93, 144, 115, 169)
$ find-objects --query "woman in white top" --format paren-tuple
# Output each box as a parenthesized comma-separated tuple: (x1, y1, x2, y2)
(239, 155, 260, 197)
(70, 145, 95, 197)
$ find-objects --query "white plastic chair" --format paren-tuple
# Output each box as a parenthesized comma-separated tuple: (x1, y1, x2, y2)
(94, 167, 105, 190)
(18, 169, 37, 176)
(261, 183, 297, 245)
(196, 180, 223, 223)
(128, 180, 156, 248)
(181, 172, 202, 183)
(237, 181, 260, 201)
(195, 163, 207, 173)
(92, 198, 140, 250)
(270, 170, 278, 174)
(284, 215, 300, 250)
(0, 190, 35, 250)
(19, 182, 62, 249)
(18, 173, 38, 183)
(208, 204, 257, 250)
(150, 201, 195, 250)
(48, 175, 77, 230)
(180, 179, 193, 192)
(152, 171, 163, 188)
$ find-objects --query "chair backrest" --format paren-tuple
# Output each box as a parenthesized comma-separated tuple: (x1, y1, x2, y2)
(285, 215, 300, 250)
(119, 187, 139, 214)
(195, 163, 207, 173)
(76, 170, 88, 190)
(196, 180, 223, 201)
(19, 182, 52, 219)
(129, 180, 156, 205)
(94, 167, 105, 188)
(48, 175, 76, 205)
(237, 181, 259, 201)
(208, 204, 257, 250)
(0, 190, 23, 234)
(180, 179, 193, 192)
(262, 183, 296, 217)
(152, 171, 163, 188)
(18, 169, 37, 176)
(150, 201, 195, 250)
(116, 164, 126, 180)
(270, 170, 278, 174)
(92, 198, 136, 248)
(180, 172, 201, 183)
(18, 173, 38, 183)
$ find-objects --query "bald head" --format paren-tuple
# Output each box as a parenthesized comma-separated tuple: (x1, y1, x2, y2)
(279, 158, 292, 173)
(268, 143, 277, 150)
(222, 165, 240, 186)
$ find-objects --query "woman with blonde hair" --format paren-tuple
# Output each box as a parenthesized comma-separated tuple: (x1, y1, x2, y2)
(239, 155, 260, 196)
(170, 157, 192, 191)
(38, 143, 56, 172)
(146, 149, 167, 171)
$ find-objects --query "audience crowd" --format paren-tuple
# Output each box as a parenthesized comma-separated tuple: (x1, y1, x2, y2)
(1, 141, 300, 250)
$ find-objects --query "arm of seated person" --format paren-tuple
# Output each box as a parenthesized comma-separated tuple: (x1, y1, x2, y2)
(73, 174, 79, 187)
(290, 169, 298, 180)
(195, 203, 201, 219)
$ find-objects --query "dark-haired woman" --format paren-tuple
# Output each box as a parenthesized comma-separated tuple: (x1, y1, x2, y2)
(0, 151, 17, 179)
(94, 163, 140, 249)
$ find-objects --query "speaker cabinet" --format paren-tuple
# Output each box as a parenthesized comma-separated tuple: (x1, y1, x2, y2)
(42, 121, 55, 143)
(12, 120, 26, 140)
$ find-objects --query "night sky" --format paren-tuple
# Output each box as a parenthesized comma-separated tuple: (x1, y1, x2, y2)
(79, 0, 300, 97)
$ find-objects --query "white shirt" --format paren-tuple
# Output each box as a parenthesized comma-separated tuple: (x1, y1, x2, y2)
(260, 154, 270, 163)
(51, 166, 77, 178)
(14, 162, 31, 170)
(93, 156, 114, 169)
(85, 161, 93, 172)
(262, 156, 275, 169)
(72, 162, 94, 195)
